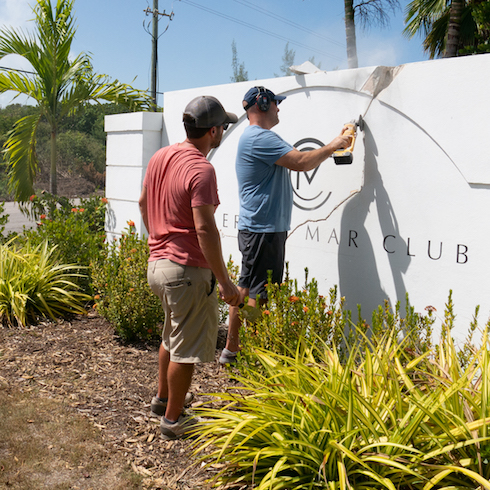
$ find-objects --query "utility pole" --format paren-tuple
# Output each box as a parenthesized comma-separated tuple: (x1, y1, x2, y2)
(144, 1, 174, 111)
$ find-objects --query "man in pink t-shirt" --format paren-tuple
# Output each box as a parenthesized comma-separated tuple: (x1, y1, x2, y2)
(139, 96, 240, 440)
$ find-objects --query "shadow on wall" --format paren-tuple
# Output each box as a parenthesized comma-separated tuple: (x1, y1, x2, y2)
(338, 121, 410, 320)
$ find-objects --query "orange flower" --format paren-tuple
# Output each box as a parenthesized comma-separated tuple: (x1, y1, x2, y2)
(127, 220, 135, 227)
(94, 294, 100, 300)
(263, 310, 270, 315)
(101, 197, 108, 204)
(40, 214, 46, 220)
(291, 321, 298, 326)
(326, 310, 333, 316)
(130, 248, 137, 253)
(289, 295, 299, 302)
(303, 306, 309, 313)
(129, 288, 135, 292)
(29, 195, 36, 201)
(71, 208, 78, 213)
(78, 208, 85, 212)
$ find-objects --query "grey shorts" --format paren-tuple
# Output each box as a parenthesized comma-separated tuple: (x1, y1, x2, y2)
(147, 259, 218, 363)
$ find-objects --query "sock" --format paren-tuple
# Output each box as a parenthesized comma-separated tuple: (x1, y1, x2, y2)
(163, 416, 177, 425)
(222, 348, 237, 355)
(156, 396, 168, 403)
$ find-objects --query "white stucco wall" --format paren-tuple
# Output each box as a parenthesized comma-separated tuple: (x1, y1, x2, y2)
(105, 53, 490, 342)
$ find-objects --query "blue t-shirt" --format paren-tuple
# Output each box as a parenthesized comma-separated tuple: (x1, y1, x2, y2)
(236, 125, 294, 232)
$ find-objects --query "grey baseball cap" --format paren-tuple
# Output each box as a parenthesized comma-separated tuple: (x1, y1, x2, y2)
(183, 96, 238, 128)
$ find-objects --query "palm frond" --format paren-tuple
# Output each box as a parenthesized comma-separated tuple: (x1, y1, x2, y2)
(3, 113, 41, 201)
(0, 71, 41, 101)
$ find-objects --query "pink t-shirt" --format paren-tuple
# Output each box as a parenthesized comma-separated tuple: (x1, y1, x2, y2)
(143, 143, 220, 268)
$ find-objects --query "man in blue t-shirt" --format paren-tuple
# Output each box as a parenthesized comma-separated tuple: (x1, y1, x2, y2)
(220, 86, 351, 364)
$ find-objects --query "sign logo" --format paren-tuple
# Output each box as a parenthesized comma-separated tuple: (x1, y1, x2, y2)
(290, 138, 332, 211)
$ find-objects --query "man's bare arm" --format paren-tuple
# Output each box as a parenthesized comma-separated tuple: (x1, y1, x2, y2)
(276, 130, 351, 172)
(192, 204, 240, 306)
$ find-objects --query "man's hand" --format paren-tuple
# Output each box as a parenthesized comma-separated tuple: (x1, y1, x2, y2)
(331, 126, 353, 151)
(218, 279, 241, 306)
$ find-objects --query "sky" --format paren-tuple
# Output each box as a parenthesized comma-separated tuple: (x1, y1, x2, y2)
(0, 0, 430, 108)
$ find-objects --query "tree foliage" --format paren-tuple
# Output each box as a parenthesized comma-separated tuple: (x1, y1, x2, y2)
(404, 0, 490, 58)
(344, 0, 400, 68)
(276, 42, 296, 77)
(230, 39, 249, 82)
(0, 103, 124, 200)
(0, 0, 151, 201)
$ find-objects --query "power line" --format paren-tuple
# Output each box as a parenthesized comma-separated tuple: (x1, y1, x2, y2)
(0, 66, 36, 75)
(233, 0, 345, 48)
(179, 0, 345, 62)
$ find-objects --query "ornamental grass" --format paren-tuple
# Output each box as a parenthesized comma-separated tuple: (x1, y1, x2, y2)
(0, 238, 90, 327)
(193, 324, 490, 489)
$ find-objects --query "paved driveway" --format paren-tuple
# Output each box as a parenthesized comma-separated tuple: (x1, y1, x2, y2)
(1, 201, 36, 234)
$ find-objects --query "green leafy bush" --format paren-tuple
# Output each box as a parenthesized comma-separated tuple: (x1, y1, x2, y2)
(0, 202, 9, 242)
(21, 192, 106, 229)
(21, 193, 107, 293)
(217, 256, 239, 324)
(0, 238, 90, 327)
(194, 322, 490, 490)
(240, 267, 435, 363)
(90, 223, 163, 341)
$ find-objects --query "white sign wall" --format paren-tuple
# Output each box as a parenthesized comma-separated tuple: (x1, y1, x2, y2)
(105, 54, 490, 343)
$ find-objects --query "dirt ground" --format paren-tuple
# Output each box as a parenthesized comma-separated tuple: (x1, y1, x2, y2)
(0, 311, 244, 489)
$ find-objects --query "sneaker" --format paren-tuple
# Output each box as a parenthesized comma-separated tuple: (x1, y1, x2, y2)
(219, 348, 238, 365)
(160, 412, 201, 440)
(150, 392, 194, 417)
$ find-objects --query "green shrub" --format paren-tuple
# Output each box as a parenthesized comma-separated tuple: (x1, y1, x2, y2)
(21, 192, 106, 231)
(0, 238, 91, 327)
(239, 267, 434, 365)
(0, 202, 8, 242)
(217, 256, 239, 324)
(90, 223, 163, 341)
(21, 194, 107, 294)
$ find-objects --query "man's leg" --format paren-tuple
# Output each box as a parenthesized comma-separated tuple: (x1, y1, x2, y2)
(165, 361, 194, 422)
(224, 286, 248, 353)
(157, 343, 170, 400)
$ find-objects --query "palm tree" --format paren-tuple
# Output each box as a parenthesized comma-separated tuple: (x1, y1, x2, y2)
(344, 0, 400, 69)
(445, 0, 465, 56)
(404, 0, 490, 58)
(0, 0, 151, 201)
(345, 0, 359, 68)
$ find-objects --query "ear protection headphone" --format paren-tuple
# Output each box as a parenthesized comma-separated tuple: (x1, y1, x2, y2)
(255, 86, 271, 112)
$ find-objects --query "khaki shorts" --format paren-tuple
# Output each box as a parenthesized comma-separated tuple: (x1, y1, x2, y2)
(148, 259, 218, 363)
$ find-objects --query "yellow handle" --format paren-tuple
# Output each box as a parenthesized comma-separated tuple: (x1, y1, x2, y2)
(334, 123, 356, 156)
(342, 123, 356, 153)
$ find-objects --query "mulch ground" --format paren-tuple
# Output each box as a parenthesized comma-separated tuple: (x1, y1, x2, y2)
(0, 311, 245, 489)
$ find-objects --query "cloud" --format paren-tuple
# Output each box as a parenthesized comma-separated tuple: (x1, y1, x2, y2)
(0, 0, 33, 28)
(0, 0, 35, 107)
